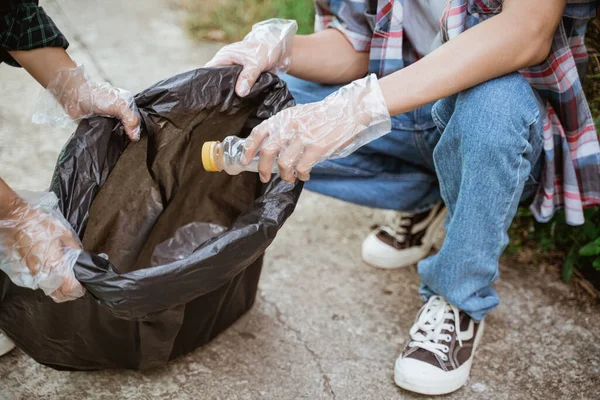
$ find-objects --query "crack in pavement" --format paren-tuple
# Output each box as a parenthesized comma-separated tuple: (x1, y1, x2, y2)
(259, 291, 337, 400)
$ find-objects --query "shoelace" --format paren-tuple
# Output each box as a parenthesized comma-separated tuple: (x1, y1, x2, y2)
(379, 213, 414, 242)
(408, 296, 462, 361)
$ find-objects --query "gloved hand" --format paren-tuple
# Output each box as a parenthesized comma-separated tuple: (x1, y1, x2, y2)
(0, 193, 85, 303)
(33, 64, 141, 140)
(241, 74, 392, 183)
(205, 18, 298, 97)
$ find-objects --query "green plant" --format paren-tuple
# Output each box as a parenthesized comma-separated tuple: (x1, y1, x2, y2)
(507, 19, 600, 285)
(561, 230, 600, 283)
(509, 208, 600, 283)
(186, 0, 315, 43)
(579, 237, 600, 267)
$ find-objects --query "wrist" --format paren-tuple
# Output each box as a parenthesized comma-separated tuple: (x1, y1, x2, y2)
(379, 73, 411, 117)
(49, 64, 89, 107)
(9, 47, 76, 88)
(340, 74, 391, 128)
(248, 19, 297, 73)
(276, 21, 297, 73)
(0, 193, 24, 220)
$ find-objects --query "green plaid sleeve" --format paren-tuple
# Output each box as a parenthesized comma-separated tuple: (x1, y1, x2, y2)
(0, 1, 69, 67)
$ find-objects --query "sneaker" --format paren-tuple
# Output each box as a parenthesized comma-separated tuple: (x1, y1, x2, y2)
(394, 296, 484, 395)
(362, 204, 446, 269)
(0, 332, 15, 357)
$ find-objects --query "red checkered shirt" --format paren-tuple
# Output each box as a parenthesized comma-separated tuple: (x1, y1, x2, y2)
(315, 0, 600, 225)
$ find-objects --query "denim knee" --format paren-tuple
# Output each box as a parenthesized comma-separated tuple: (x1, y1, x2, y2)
(432, 73, 541, 159)
(431, 94, 457, 132)
(432, 73, 540, 138)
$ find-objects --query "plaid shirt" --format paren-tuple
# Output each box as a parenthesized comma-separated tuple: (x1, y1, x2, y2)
(0, 0, 69, 67)
(316, 0, 600, 226)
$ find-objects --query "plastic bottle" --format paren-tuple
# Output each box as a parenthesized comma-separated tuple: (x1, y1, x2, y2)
(202, 136, 279, 175)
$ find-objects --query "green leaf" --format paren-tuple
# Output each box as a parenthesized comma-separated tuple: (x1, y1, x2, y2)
(562, 247, 577, 283)
(593, 258, 600, 270)
(582, 220, 599, 241)
(579, 240, 600, 257)
(540, 237, 554, 252)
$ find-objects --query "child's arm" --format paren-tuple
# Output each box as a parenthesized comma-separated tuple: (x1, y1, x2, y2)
(9, 47, 141, 140)
(8, 47, 75, 87)
(1, 3, 140, 140)
(0, 177, 85, 303)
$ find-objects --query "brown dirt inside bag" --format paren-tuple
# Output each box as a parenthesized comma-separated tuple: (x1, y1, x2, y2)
(82, 106, 261, 273)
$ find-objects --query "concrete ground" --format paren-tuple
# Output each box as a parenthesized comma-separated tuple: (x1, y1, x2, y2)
(1, 1, 599, 399)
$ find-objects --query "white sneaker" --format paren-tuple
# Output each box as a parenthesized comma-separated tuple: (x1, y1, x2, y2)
(394, 296, 484, 395)
(362, 204, 446, 269)
(0, 332, 15, 357)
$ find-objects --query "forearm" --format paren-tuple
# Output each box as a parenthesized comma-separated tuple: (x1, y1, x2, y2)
(0, 178, 20, 218)
(380, 1, 563, 116)
(288, 29, 369, 84)
(8, 47, 76, 88)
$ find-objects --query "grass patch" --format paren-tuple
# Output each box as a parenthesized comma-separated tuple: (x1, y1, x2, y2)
(184, 0, 315, 42)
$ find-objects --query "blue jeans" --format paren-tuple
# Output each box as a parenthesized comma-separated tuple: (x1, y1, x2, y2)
(283, 73, 544, 321)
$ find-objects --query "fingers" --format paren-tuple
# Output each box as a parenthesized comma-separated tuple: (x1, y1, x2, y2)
(257, 141, 280, 183)
(49, 234, 84, 303)
(205, 42, 265, 97)
(207, 58, 260, 97)
(58, 224, 81, 250)
(1, 199, 85, 302)
(95, 89, 141, 141)
(50, 272, 85, 303)
(295, 145, 322, 182)
(15, 229, 42, 275)
(204, 49, 238, 68)
(235, 65, 261, 97)
(246, 124, 309, 183)
(258, 138, 316, 183)
(277, 137, 305, 183)
(14, 212, 55, 276)
(242, 123, 271, 165)
(114, 99, 141, 141)
(244, 106, 316, 183)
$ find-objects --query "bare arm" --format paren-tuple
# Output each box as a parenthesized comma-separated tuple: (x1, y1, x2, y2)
(288, 29, 369, 84)
(243, 0, 567, 184)
(379, 0, 565, 116)
(206, 19, 369, 93)
(0, 178, 19, 218)
(8, 47, 140, 139)
(8, 47, 76, 88)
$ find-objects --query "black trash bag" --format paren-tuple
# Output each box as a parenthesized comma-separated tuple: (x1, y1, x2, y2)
(0, 66, 301, 370)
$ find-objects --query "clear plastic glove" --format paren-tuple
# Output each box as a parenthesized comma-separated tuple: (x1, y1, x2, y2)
(241, 74, 392, 183)
(0, 192, 85, 303)
(32, 64, 141, 140)
(205, 18, 298, 97)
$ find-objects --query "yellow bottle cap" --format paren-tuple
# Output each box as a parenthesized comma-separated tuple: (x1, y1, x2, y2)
(202, 141, 219, 172)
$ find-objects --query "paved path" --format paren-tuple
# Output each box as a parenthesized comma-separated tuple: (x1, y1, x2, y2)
(1, 1, 599, 399)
